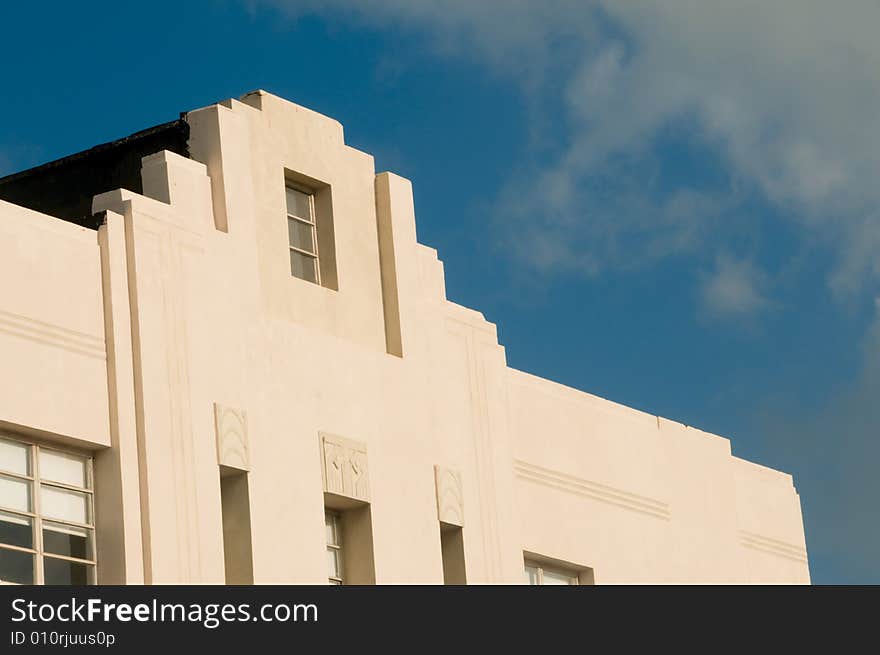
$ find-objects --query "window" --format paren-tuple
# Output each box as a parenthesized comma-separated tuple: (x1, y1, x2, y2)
(322, 501, 375, 584)
(325, 510, 343, 585)
(283, 173, 339, 290)
(220, 470, 254, 585)
(524, 560, 579, 585)
(439, 523, 467, 584)
(0, 436, 95, 585)
(286, 185, 320, 284)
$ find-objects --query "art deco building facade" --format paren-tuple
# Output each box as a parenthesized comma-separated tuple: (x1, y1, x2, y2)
(0, 91, 809, 585)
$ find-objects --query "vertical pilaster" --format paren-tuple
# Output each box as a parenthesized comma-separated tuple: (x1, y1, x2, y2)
(95, 210, 146, 583)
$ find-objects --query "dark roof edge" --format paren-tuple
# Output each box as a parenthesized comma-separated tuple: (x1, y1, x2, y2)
(0, 116, 190, 185)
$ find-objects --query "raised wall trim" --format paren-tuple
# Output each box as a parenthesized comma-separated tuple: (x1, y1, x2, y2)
(214, 404, 250, 472)
(514, 459, 671, 521)
(0, 308, 105, 359)
(320, 433, 370, 502)
(738, 530, 808, 563)
(434, 465, 464, 527)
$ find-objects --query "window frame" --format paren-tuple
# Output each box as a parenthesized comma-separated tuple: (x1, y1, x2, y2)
(285, 183, 321, 285)
(0, 434, 96, 585)
(524, 559, 579, 586)
(325, 510, 343, 585)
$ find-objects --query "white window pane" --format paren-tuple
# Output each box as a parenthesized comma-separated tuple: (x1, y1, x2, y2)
(290, 250, 318, 283)
(288, 218, 316, 254)
(286, 187, 312, 220)
(40, 486, 89, 525)
(325, 514, 336, 545)
(39, 449, 87, 488)
(542, 569, 575, 585)
(0, 474, 31, 513)
(524, 564, 539, 585)
(0, 439, 29, 476)
(0, 510, 33, 549)
(327, 548, 340, 579)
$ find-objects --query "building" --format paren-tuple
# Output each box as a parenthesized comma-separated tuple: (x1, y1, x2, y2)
(0, 91, 809, 585)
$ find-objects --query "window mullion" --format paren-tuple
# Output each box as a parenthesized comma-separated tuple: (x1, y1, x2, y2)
(289, 245, 318, 258)
(0, 543, 37, 555)
(0, 470, 34, 482)
(288, 213, 315, 227)
(32, 444, 43, 585)
(39, 479, 94, 495)
(42, 552, 97, 566)
(85, 456, 96, 583)
(310, 195, 321, 285)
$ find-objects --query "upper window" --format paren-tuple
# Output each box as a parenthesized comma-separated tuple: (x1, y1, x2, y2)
(286, 185, 320, 285)
(524, 559, 579, 585)
(325, 510, 343, 585)
(0, 436, 96, 585)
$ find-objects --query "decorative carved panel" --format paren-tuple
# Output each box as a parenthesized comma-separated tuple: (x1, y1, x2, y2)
(214, 404, 249, 472)
(320, 434, 370, 502)
(434, 465, 464, 527)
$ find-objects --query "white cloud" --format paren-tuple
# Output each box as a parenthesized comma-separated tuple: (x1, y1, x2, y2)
(699, 255, 770, 317)
(259, 0, 880, 303)
(256, 0, 880, 581)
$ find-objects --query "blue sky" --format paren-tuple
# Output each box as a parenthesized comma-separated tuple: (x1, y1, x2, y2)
(1, 1, 877, 583)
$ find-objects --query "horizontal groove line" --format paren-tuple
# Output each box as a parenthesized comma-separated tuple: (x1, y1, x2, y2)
(0, 322, 106, 359)
(514, 461, 670, 520)
(738, 531, 808, 562)
(739, 530, 806, 551)
(0, 314, 105, 359)
(740, 541, 808, 563)
(518, 466, 669, 512)
(0, 309, 104, 346)
(515, 460, 669, 508)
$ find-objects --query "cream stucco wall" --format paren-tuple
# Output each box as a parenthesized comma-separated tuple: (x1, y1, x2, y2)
(0, 200, 109, 448)
(0, 90, 809, 584)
